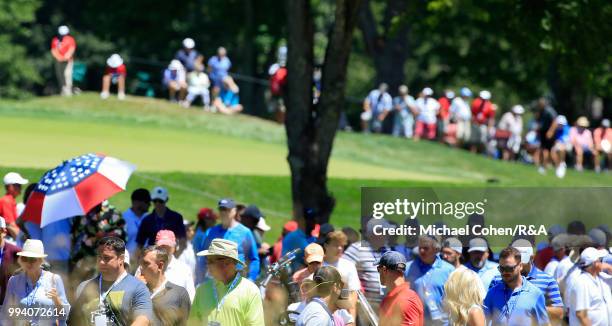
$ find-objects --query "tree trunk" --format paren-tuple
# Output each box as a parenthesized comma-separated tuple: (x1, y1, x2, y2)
(358, 0, 410, 95)
(285, 0, 361, 228)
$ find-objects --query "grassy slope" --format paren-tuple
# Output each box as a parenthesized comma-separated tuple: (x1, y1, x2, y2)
(0, 94, 610, 241)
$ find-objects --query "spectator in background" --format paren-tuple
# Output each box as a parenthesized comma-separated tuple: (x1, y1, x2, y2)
(183, 65, 210, 109)
(197, 198, 260, 283)
(414, 87, 440, 141)
(240, 205, 271, 273)
(0, 217, 21, 305)
(551, 115, 571, 178)
(50, 25, 76, 96)
(296, 266, 345, 326)
(404, 235, 454, 325)
(437, 90, 455, 142)
(378, 251, 424, 326)
(570, 116, 596, 172)
(1, 172, 28, 241)
(464, 237, 499, 289)
(123, 188, 151, 267)
(191, 239, 264, 325)
(450, 87, 473, 148)
(100, 53, 127, 100)
(361, 83, 393, 133)
(534, 224, 565, 270)
(594, 118, 612, 171)
(175, 37, 203, 73)
(544, 234, 570, 277)
(392, 85, 417, 138)
(213, 76, 243, 115)
(440, 237, 463, 269)
(193, 208, 217, 252)
(341, 227, 360, 250)
(470, 90, 496, 153)
(497, 105, 524, 161)
(271, 220, 299, 265)
(208, 46, 232, 96)
(322, 231, 360, 321)
(138, 245, 191, 326)
(443, 268, 486, 326)
(567, 247, 611, 326)
(535, 97, 558, 174)
(178, 220, 196, 278)
(163, 59, 187, 103)
(268, 46, 288, 123)
(484, 247, 549, 326)
(292, 243, 324, 285)
(136, 187, 186, 260)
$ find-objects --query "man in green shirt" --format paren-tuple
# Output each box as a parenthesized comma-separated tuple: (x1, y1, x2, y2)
(189, 238, 264, 326)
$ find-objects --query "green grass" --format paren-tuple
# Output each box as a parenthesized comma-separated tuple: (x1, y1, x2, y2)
(0, 93, 610, 242)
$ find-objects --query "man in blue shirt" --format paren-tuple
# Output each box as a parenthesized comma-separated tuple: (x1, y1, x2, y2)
(490, 239, 564, 324)
(464, 237, 499, 289)
(484, 247, 550, 326)
(404, 235, 454, 325)
(123, 188, 150, 265)
(136, 187, 186, 259)
(208, 47, 232, 92)
(196, 198, 260, 284)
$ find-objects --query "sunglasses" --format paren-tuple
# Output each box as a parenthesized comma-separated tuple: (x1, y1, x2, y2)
(498, 264, 519, 273)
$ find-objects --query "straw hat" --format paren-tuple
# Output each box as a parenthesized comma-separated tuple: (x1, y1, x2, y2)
(17, 239, 48, 258)
(197, 239, 243, 265)
(576, 116, 590, 128)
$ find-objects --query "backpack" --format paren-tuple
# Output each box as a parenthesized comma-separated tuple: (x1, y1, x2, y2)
(270, 67, 288, 96)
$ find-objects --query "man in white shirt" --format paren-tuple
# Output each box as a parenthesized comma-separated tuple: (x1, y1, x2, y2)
(568, 247, 611, 326)
(414, 87, 440, 140)
(123, 188, 151, 268)
(322, 230, 360, 321)
(544, 233, 569, 276)
(450, 87, 472, 146)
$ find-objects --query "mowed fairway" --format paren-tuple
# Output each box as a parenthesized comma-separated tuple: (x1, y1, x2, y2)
(1, 94, 611, 241)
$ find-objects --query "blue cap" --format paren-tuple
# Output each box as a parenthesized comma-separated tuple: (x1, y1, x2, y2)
(376, 251, 407, 271)
(218, 198, 236, 209)
(460, 87, 472, 97)
(241, 204, 263, 219)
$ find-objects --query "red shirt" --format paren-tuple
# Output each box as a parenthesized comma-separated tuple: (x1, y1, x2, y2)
(534, 246, 554, 270)
(50, 35, 76, 60)
(471, 98, 496, 125)
(438, 97, 451, 120)
(0, 194, 17, 224)
(380, 282, 424, 326)
(105, 64, 127, 76)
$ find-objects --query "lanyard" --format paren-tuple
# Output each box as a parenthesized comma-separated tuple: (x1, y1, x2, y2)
(212, 274, 241, 313)
(150, 279, 168, 299)
(311, 297, 334, 320)
(25, 271, 43, 307)
(99, 271, 128, 306)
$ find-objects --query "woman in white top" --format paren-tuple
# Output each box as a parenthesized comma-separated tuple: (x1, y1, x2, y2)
(443, 267, 486, 326)
(2, 239, 70, 326)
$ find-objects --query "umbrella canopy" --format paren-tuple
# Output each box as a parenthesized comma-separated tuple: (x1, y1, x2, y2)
(21, 153, 136, 227)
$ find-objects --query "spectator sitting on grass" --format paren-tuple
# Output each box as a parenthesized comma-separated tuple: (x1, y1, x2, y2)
(100, 53, 127, 100)
(594, 118, 612, 172)
(551, 115, 571, 178)
(213, 76, 243, 115)
(163, 59, 187, 103)
(183, 65, 210, 109)
(570, 116, 596, 172)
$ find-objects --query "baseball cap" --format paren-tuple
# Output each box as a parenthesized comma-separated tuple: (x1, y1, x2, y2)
(556, 115, 568, 126)
(376, 251, 407, 272)
(511, 105, 525, 115)
(468, 237, 489, 253)
(602, 119, 611, 128)
(183, 38, 195, 49)
(197, 208, 218, 221)
(155, 230, 176, 247)
(0, 216, 6, 229)
(106, 54, 123, 69)
(551, 233, 570, 251)
(218, 198, 236, 209)
(576, 116, 590, 128)
(169, 59, 183, 70)
(150, 187, 169, 202)
(304, 243, 324, 264)
(256, 218, 271, 232)
(460, 87, 472, 97)
(511, 239, 534, 264)
(242, 205, 263, 220)
(422, 87, 434, 96)
(283, 221, 299, 233)
(588, 228, 608, 247)
(443, 237, 463, 254)
(579, 247, 608, 266)
(479, 90, 491, 100)
(3, 172, 28, 185)
(58, 25, 69, 36)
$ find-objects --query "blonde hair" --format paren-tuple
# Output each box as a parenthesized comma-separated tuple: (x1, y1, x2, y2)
(443, 267, 485, 326)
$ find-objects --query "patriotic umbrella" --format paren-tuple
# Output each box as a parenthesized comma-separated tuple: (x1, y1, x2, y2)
(22, 153, 136, 227)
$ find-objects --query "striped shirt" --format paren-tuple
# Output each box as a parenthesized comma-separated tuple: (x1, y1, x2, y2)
(343, 241, 387, 304)
(491, 264, 563, 307)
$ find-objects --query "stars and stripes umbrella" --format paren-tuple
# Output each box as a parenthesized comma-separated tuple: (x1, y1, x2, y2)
(21, 153, 136, 227)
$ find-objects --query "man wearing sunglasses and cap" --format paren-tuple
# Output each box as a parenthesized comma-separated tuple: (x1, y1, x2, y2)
(378, 251, 424, 326)
(196, 198, 259, 284)
(190, 238, 264, 325)
(484, 247, 549, 326)
(1, 172, 28, 241)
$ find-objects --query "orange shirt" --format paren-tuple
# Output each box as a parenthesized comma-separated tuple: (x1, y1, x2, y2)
(0, 194, 17, 224)
(50, 35, 76, 60)
(379, 282, 424, 326)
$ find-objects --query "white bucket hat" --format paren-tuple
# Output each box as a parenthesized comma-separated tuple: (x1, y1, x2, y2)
(17, 239, 48, 258)
(197, 238, 243, 265)
(106, 54, 123, 69)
